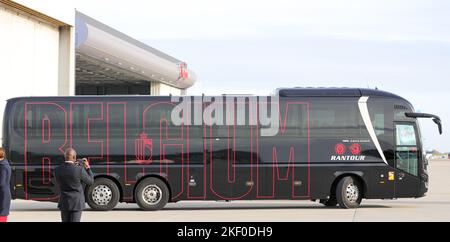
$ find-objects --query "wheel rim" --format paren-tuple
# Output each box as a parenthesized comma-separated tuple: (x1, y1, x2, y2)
(142, 185, 162, 205)
(345, 183, 360, 203)
(92, 185, 113, 206)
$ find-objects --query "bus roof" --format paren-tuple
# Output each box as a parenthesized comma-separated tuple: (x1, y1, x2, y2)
(6, 88, 412, 105)
(277, 87, 401, 98)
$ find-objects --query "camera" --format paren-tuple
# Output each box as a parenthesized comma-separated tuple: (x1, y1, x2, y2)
(75, 159, 87, 168)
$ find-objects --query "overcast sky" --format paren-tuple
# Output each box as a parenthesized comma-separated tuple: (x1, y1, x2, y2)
(75, 0, 450, 152)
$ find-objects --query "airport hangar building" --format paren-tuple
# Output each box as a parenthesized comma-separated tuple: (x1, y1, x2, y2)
(0, 0, 197, 142)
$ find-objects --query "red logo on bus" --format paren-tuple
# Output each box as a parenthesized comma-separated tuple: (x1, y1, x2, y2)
(135, 133, 153, 164)
(349, 143, 362, 155)
(335, 143, 347, 155)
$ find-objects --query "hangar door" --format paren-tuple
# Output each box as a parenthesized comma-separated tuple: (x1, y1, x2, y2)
(0, 5, 60, 96)
(0, 4, 61, 143)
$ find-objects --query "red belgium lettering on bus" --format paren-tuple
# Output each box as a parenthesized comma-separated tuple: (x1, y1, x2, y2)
(23, 101, 311, 200)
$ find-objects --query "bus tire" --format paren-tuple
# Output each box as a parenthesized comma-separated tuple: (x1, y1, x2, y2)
(336, 176, 362, 209)
(86, 178, 120, 211)
(135, 177, 169, 211)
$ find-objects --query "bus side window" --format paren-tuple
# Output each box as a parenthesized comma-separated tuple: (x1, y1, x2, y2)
(14, 104, 65, 139)
(373, 113, 385, 136)
(310, 100, 361, 138)
(367, 100, 395, 163)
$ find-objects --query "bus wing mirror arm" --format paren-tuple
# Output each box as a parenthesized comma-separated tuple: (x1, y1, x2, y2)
(405, 112, 443, 135)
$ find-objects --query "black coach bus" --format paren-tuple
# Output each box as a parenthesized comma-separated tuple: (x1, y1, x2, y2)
(2, 88, 442, 210)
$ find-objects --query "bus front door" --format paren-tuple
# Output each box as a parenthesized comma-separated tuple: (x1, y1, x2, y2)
(394, 123, 420, 198)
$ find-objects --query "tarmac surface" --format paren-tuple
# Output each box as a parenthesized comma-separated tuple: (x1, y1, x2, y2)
(8, 159, 450, 222)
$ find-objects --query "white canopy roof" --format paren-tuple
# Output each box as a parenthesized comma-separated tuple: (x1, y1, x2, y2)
(75, 11, 196, 89)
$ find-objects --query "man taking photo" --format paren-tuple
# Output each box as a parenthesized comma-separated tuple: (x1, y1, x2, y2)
(55, 148, 94, 222)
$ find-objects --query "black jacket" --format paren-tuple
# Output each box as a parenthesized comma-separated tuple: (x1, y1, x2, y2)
(54, 163, 94, 212)
(0, 159, 11, 216)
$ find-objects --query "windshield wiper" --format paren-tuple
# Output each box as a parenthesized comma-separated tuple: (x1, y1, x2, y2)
(405, 112, 443, 135)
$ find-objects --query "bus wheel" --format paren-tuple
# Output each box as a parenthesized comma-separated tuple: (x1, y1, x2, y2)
(336, 177, 362, 209)
(135, 178, 169, 211)
(86, 178, 120, 211)
(320, 198, 337, 207)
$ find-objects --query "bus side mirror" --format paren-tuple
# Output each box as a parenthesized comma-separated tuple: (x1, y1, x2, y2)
(433, 118, 443, 135)
(405, 112, 443, 135)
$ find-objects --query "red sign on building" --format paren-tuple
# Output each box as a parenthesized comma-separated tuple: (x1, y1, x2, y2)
(179, 62, 189, 80)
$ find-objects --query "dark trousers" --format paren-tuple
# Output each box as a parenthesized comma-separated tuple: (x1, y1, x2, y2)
(60, 211, 83, 222)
